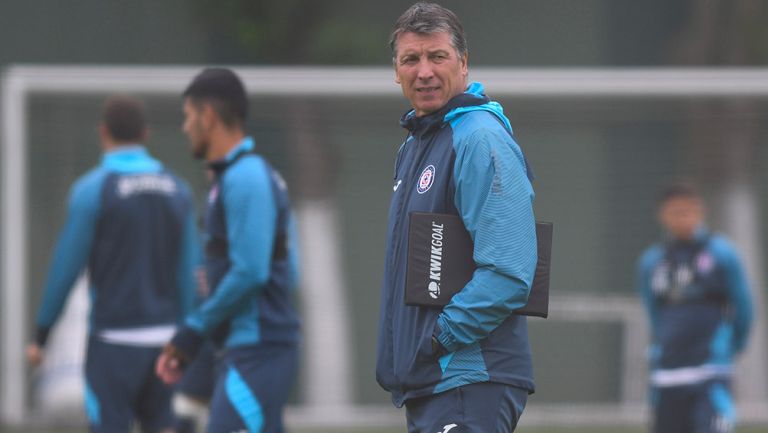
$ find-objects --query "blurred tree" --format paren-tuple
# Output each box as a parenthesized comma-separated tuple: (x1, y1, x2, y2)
(606, 0, 768, 65)
(667, 0, 768, 64)
(191, 0, 328, 63)
(190, 0, 388, 64)
(671, 0, 768, 404)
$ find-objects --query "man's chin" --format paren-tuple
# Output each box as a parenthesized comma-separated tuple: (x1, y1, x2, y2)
(191, 144, 207, 160)
(414, 106, 441, 117)
(413, 100, 444, 117)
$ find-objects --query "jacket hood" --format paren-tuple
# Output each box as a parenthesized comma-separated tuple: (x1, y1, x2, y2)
(399, 82, 514, 136)
(102, 145, 163, 173)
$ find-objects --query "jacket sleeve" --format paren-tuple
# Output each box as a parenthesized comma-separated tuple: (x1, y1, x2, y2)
(176, 204, 202, 321)
(715, 238, 753, 355)
(636, 248, 660, 341)
(635, 249, 658, 334)
(185, 158, 276, 334)
(34, 172, 102, 346)
(286, 214, 301, 290)
(436, 127, 537, 352)
(636, 247, 667, 370)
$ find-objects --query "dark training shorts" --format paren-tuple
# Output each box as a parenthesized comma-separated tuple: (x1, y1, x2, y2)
(84, 337, 174, 433)
(405, 382, 529, 433)
(176, 341, 219, 402)
(206, 343, 299, 433)
(652, 379, 735, 433)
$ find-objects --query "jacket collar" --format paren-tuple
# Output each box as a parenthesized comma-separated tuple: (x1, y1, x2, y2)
(666, 226, 710, 249)
(208, 137, 255, 175)
(101, 145, 162, 173)
(400, 85, 489, 136)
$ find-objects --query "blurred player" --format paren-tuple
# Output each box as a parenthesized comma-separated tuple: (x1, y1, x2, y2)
(637, 182, 753, 433)
(173, 342, 216, 433)
(377, 3, 537, 432)
(174, 267, 216, 433)
(27, 95, 200, 433)
(156, 68, 301, 433)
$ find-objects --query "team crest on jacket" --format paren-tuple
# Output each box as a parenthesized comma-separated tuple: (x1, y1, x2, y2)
(208, 185, 219, 204)
(417, 165, 436, 194)
(696, 252, 715, 274)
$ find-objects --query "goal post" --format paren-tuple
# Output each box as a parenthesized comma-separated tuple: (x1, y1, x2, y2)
(3, 65, 768, 428)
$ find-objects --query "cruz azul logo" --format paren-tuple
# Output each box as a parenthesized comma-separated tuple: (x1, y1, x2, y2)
(417, 164, 436, 194)
(428, 220, 444, 299)
(208, 185, 219, 204)
(696, 252, 715, 274)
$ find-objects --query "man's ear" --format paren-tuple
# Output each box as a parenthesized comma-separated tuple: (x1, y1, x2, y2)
(200, 103, 217, 130)
(98, 123, 113, 150)
(98, 123, 108, 141)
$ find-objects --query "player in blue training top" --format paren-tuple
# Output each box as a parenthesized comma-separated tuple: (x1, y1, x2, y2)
(377, 3, 537, 432)
(637, 182, 753, 433)
(156, 68, 301, 433)
(26, 95, 200, 433)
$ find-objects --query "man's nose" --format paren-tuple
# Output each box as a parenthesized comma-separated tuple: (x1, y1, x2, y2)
(416, 58, 434, 80)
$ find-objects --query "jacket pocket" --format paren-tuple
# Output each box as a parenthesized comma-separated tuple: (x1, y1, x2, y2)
(394, 308, 443, 391)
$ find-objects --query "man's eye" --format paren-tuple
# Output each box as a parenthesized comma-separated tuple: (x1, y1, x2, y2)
(401, 57, 418, 65)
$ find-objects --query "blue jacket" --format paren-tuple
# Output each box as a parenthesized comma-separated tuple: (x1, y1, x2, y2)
(376, 83, 537, 406)
(35, 146, 198, 345)
(637, 229, 752, 381)
(182, 137, 300, 349)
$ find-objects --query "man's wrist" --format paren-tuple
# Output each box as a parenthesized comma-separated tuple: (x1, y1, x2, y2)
(431, 335, 447, 358)
(169, 326, 205, 363)
(35, 327, 51, 348)
(435, 315, 460, 353)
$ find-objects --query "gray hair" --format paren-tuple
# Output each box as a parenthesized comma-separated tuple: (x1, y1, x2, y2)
(389, 2, 468, 59)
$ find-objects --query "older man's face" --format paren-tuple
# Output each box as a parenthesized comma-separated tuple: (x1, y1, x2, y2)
(394, 31, 468, 117)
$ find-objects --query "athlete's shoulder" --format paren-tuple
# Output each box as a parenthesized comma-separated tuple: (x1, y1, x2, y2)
(638, 243, 664, 272)
(71, 166, 109, 198)
(449, 110, 524, 170)
(451, 108, 504, 126)
(60, 166, 109, 216)
(448, 110, 529, 187)
(162, 169, 194, 201)
(224, 153, 267, 179)
(707, 233, 742, 264)
(220, 154, 273, 203)
(450, 110, 513, 143)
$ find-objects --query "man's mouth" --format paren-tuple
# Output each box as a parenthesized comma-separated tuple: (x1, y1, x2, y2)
(416, 86, 440, 93)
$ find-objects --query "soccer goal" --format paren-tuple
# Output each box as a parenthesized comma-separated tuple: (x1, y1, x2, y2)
(3, 66, 768, 430)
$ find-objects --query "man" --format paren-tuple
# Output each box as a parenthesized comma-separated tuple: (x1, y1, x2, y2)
(376, 3, 538, 432)
(637, 182, 752, 433)
(156, 68, 301, 433)
(27, 95, 199, 433)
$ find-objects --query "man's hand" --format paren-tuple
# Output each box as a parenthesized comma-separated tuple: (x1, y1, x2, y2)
(157, 326, 203, 384)
(155, 345, 187, 385)
(26, 343, 44, 367)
